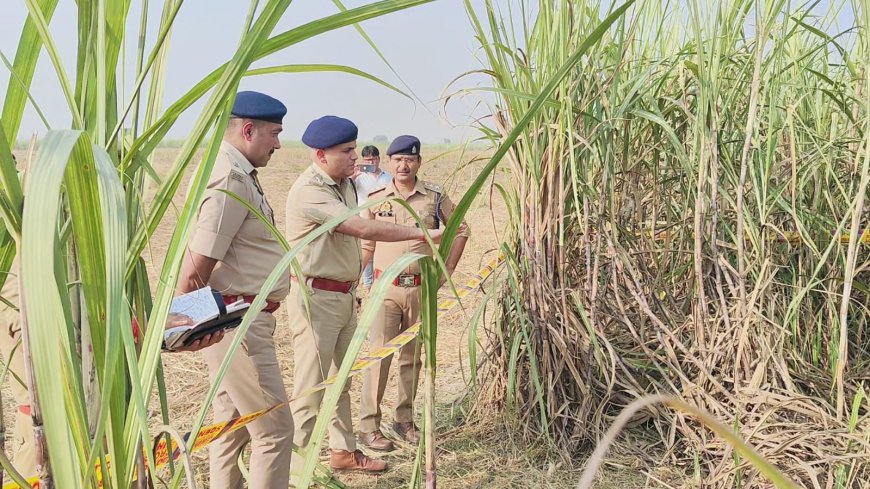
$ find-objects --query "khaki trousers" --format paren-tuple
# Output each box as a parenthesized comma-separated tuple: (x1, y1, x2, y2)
(359, 283, 422, 433)
(289, 286, 357, 475)
(0, 270, 36, 479)
(201, 311, 293, 489)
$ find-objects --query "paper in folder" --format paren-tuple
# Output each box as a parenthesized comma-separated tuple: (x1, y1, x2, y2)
(163, 287, 249, 351)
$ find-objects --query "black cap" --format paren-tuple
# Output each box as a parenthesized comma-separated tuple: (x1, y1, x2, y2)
(230, 91, 286, 124)
(386, 135, 420, 156)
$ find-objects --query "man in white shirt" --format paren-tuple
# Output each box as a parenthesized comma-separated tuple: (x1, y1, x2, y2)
(353, 145, 392, 289)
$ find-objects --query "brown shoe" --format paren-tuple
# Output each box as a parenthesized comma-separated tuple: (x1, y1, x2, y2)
(392, 422, 420, 444)
(330, 449, 388, 473)
(358, 430, 395, 452)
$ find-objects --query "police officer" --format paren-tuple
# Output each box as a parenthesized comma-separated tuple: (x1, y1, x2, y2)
(177, 91, 292, 489)
(357, 135, 469, 451)
(354, 145, 391, 290)
(286, 117, 444, 474)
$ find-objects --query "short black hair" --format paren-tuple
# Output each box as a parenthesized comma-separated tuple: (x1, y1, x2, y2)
(361, 145, 380, 157)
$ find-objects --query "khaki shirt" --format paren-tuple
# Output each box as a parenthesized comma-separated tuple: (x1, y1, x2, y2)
(188, 141, 288, 301)
(285, 163, 361, 283)
(362, 179, 468, 275)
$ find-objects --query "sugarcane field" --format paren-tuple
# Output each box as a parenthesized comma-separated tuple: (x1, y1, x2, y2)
(1, 1, 870, 488)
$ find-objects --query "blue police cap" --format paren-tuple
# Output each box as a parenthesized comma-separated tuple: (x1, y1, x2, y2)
(231, 91, 286, 124)
(386, 135, 421, 156)
(301, 116, 358, 149)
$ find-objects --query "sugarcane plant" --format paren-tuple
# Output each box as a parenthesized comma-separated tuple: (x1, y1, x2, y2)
(457, 0, 870, 487)
(0, 0, 435, 487)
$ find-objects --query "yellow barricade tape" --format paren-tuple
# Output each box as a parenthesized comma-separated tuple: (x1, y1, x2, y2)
(780, 228, 870, 245)
(3, 255, 503, 489)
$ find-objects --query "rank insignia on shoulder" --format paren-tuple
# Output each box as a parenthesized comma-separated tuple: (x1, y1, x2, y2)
(308, 173, 325, 186)
(368, 185, 387, 197)
(423, 182, 442, 193)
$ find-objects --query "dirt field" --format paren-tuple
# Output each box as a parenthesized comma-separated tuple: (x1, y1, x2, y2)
(3, 145, 644, 488)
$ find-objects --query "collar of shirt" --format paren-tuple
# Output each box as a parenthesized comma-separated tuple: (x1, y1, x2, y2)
(387, 178, 428, 199)
(220, 141, 256, 175)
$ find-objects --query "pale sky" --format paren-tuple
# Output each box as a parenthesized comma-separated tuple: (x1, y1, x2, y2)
(0, 1, 495, 145)
(1, 1, 857, 146)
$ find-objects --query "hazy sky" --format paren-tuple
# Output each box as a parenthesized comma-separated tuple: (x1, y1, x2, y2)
(0, 1, 495, 144)
(1, 1, 857, 146)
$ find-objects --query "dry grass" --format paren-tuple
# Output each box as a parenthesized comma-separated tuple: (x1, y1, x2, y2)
(464, 1, 870, 487)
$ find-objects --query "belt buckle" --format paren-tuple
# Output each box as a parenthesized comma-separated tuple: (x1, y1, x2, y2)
(397, 274, 416, 287)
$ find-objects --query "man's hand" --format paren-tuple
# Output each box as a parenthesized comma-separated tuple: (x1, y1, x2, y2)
(424, 224, 467, 245)
(166, 312, 193, 329)
(165, 312, 225, 352)
(176, 331, 224, 352)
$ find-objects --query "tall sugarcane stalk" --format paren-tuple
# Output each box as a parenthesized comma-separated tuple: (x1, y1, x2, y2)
(419, 257, 439, 488)
(17, 272, 51, 488)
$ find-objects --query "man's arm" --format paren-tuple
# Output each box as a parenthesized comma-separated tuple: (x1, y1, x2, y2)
(444, 234, 468, 276)
(171, 167, 250, 351)
(170, 251, 224, 351)
(337, 215, 443, 243)
(179, 167, 249, 294)
(436, 193, 470, 285)
(177, 251, 219, 294)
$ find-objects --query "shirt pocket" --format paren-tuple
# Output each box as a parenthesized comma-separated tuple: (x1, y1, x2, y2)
(412, 205, 438, 229)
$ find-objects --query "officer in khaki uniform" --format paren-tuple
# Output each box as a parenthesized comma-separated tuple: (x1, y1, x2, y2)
(357, 135, 469, 451)
(286, 117, 445, 475)
(177, 91, 293, 489)
(0, 259, 35, 478)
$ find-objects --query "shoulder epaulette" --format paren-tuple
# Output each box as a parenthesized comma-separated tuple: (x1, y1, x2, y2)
(368, 185, 388, 197)
(423, 182, 442, 193)
(228, 170, 247, 184)
(308, 171, 326, 187)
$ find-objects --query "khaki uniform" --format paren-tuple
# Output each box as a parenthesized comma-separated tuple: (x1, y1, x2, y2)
(358, 179, 468, 433)
(0, 259, 36, 478)
(285, 163, 360, 471)
(187, 141, 292, 489)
